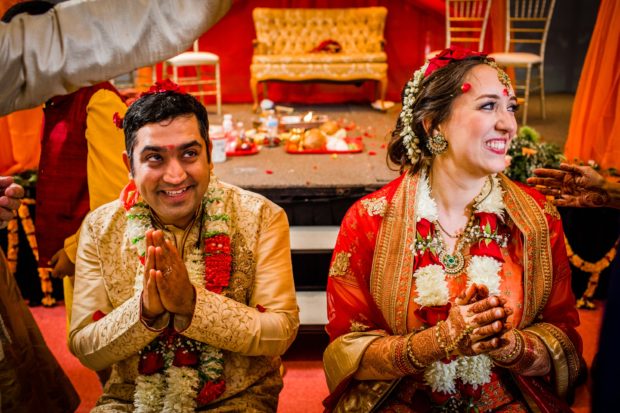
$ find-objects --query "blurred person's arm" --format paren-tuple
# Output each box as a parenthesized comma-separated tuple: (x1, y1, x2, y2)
(0, 0, 231, 116)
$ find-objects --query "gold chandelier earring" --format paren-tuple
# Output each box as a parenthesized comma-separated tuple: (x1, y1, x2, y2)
(426, 132, 448, 155)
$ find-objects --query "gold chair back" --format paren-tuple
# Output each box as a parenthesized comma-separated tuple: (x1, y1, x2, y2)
(446, 0, 492, 51)
(504, 0, 556, 57)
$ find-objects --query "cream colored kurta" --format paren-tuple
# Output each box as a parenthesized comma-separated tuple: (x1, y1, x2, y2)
(69, 180, 299, 411)
(0, 0, 231, 116)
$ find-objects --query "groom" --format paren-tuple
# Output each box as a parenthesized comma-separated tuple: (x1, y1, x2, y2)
(69, 85, 299, 411)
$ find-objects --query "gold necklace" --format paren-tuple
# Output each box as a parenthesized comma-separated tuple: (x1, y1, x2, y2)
(435, 213, 476, 276)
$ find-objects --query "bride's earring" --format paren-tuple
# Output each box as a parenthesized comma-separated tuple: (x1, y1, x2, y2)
(426, 132, 448, 155)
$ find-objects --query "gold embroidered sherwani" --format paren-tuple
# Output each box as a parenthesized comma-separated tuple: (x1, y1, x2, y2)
(69, 180, 299, 411)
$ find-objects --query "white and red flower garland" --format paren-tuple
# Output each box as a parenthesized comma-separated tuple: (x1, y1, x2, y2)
(121, 176, 231, 412)
(410, 169, 507, 395)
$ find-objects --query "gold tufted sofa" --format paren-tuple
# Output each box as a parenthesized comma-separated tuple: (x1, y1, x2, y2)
(250, 7, 388, 108)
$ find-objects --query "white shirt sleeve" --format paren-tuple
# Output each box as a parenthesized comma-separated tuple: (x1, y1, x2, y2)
(0, 0, 231, 116)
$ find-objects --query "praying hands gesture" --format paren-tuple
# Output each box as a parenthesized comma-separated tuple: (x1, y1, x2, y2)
(141, 229, 196, 320)
(527, 163, 618, 208)
(446, 283, 512, 356)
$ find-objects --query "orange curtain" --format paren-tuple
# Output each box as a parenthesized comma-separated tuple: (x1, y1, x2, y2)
(563, 0, 620, 169)
(0, 107, 43, 176)
(0, 0, 20, 17)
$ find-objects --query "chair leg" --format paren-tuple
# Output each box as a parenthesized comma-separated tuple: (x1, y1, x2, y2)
(250, 77, 259, 111)
(522, 65, 532, 125)
(172, 65, 179, 83)
(215, 62, 222, 116)
(196, 66, 204, 105)
(262, 82, 269, 101)
(539, 63, 546, 120)
(377, 77, 388, 109)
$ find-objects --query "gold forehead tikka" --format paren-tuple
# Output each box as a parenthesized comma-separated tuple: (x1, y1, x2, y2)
(486, 60, 513, 90)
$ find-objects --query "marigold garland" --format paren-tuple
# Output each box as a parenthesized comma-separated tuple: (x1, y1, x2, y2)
(6, 198, 55, 306)
(567, 236, 619, 310)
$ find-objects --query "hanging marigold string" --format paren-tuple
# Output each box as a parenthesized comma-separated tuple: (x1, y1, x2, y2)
(6, 198, 56, 307)
(566, 236, 619, 310)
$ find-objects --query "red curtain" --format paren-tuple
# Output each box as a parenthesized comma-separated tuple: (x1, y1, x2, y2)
(197, 0, 447, 104)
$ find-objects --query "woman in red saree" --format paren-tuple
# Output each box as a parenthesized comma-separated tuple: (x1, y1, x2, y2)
(323, 47, 583, 413)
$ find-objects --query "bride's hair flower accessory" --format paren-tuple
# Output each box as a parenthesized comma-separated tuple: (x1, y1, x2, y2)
(400, 47, 512, 165)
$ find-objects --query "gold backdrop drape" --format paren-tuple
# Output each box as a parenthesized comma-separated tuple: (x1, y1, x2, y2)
(563, 0, 620, 169)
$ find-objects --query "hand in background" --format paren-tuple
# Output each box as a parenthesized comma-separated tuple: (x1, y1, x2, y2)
(50, 248, 76, 278)
(0, 176, 24, 229)
(527, 163, 610, 208)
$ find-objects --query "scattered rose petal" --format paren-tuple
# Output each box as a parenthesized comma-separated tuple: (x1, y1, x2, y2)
(256, 304, 266, 313)
(368, 151, 377, 156)
(380, 143, 386, 149)
(265, 169, 273, 174)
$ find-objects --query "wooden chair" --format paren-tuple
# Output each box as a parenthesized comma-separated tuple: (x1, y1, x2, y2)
(489, 0, 556, 125)
(163, 40, 222, 115)
(426, 0, 492, 59)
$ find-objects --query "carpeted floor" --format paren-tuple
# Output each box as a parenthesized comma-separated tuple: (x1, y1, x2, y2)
(31, 301, 601, 413)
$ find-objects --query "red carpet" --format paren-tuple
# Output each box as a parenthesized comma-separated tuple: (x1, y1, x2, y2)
(30, 303, 601, 413)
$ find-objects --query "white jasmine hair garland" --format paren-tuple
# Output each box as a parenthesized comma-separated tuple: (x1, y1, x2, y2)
(410, 170, 507, 394)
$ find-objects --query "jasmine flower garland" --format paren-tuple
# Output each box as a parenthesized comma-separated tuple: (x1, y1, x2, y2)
(410, 169, 506, 394)
(121, 176, 231, 412)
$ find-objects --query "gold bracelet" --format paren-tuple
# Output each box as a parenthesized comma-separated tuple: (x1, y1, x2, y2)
(406, 335, 428, 370)
(393, 334, 419, 375)
(435, 320, 451, 358)
(493, 329, 524, 364)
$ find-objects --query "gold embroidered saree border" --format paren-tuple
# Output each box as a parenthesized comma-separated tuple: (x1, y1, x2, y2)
(369, 173, 419, 335)
(525, 323, 581, 398)
(323, 331, 387, 392)
(500, 175, 553, 326)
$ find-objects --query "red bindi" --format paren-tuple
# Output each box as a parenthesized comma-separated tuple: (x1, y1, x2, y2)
(503, 88, 509, 96)
(461, 83, 471, 93)
(163, 144, 176, 150)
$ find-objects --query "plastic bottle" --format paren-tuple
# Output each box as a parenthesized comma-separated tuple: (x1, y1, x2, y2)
(222, 114, 237, 152)
(265, 112, 279, 146)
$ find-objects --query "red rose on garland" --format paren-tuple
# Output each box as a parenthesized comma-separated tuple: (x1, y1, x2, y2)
(416, 249, 440, 268)
(470, 238, 504, 262)
(172, 347, 200, 367)
(414, 303, 451, 326)
(197, 379, 226, 406)
(138, 351, 164, 375)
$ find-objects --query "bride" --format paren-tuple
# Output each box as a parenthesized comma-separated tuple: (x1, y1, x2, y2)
(323, 47, 583, 412)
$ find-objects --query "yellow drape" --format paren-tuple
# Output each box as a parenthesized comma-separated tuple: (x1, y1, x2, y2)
(564, 0, 620, 169)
